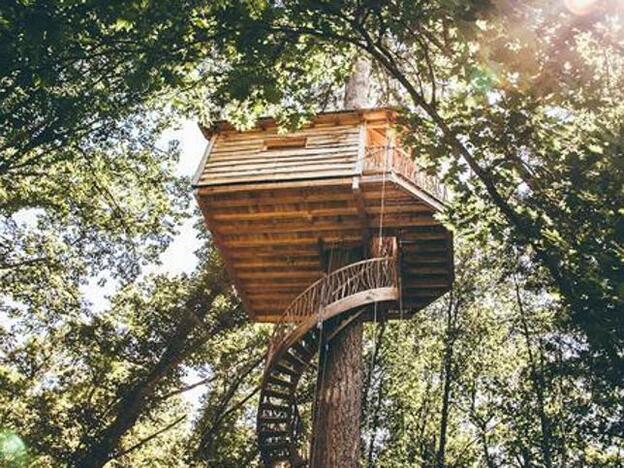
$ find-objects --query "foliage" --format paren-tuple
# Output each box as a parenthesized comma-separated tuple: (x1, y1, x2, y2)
(0, 240, 250, 465)
(0, 0, 209, 167)
(365, 239, 623, 467)
(1, 0, 623, 466)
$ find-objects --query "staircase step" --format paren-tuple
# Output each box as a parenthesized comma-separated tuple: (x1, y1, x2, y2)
(303, 331, 319, 346)
(259, 415, 289, 424)
(260, 402, 290, 412)
(263, 441, 290, 451)
(264, 389, 291, 400)
(274, 364, 300, 377)
(267, 375, 294, 389)
(292, 343, 314, 359)
(260, 429, 290, 438)
(284, 351, 308, 368)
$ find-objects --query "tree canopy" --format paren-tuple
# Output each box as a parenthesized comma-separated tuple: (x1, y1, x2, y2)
(0, 0, 622, 466)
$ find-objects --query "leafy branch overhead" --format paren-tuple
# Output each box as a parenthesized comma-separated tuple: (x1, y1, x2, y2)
(0, 0, 622, 466)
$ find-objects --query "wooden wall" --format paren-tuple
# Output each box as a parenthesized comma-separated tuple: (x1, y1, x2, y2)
(195, 122, 363, 186)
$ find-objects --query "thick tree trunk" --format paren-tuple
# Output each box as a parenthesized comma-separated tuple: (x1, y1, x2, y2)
(309, 57, 370, 468)
(310, 247, 364, 467)
(344, 57, 371, 109)
(310, 308, 365, 467)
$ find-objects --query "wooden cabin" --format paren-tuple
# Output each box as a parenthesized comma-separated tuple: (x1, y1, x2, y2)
(193, 108, 453, 323)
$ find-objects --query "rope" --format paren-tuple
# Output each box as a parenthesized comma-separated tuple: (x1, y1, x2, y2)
(378, 144, 389, 242)
(363, 143, 390, 452)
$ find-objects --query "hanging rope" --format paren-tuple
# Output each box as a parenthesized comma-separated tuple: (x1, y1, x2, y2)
(377, 143, 389, 243)
(363, 142, 390, 450)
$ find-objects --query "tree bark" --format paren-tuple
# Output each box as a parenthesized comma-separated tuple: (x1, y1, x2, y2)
(309, 58, 371, 467)
(310, 308, 365, 467)
(344, 57, 371, 109)
(310, 246, 364, 467)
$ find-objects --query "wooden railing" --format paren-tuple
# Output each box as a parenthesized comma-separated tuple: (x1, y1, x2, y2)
(267, 257, 398, 358)
(364, 145, 447, 203)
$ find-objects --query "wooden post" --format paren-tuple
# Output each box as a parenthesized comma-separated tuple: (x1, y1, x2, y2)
(309, 57, 370, 468)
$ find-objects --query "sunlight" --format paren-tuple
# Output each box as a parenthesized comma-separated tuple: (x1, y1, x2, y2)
(564, 0, 600, 15)
(0, 430, 27, 464)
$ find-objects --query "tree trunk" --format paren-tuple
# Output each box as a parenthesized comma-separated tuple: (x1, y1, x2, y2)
(309, 58, 370, 467)
(310, 308, 365, 467)
(310, 246, 364, 467)
(344, 57, 371, 109)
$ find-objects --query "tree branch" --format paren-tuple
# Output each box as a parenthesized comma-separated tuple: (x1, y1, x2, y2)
(110, 414, 187, 460)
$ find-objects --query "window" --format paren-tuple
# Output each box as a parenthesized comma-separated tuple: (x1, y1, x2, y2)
(264, 136, 307, 150)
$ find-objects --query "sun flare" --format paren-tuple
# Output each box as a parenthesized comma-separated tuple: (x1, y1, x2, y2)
(564, 0, 600, 15)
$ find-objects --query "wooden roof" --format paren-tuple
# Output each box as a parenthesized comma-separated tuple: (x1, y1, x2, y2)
(198, 107, 398, 139)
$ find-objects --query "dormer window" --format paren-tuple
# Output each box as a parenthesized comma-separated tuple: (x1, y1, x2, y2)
(264, 136, 307, 150)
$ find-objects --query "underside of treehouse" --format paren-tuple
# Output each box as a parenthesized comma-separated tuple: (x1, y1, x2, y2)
(194, 108, 454, 322)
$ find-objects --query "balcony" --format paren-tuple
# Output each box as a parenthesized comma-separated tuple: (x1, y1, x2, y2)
(364, 145, 448, 203)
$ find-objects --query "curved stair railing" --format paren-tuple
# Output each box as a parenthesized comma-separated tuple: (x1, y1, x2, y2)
(257, 257, 400, 467)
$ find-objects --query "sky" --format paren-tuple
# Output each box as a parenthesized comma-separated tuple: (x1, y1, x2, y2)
(122, 119, 210, 411)
(148, 119, 207, 273)
(3, 120, 210, 411)
(158, 119, 212, 410)
(81, 119, 207, 312)
(75, 119, 214, 412)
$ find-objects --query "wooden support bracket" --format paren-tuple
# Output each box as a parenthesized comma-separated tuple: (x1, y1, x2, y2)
(352, 176, 370, 253)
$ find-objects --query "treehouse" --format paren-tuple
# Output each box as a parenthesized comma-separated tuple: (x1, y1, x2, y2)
(193, 107, 453, 466)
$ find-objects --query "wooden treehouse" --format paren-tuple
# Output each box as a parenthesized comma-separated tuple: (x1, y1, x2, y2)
(193, 108, 454, 466)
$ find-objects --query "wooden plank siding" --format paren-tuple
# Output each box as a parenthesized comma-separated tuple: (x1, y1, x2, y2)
(196, 124, 362, 186)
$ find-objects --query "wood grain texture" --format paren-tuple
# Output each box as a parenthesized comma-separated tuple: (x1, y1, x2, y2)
(197, 125, 361, 186)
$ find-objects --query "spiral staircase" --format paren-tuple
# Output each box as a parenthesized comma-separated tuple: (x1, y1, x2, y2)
(256, 257, 400, 466)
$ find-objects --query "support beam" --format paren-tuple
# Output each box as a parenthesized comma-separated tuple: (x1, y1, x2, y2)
(352, 176, 370, 250)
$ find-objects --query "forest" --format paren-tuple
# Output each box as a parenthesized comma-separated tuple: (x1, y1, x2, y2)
(0, 0, 623, 466)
